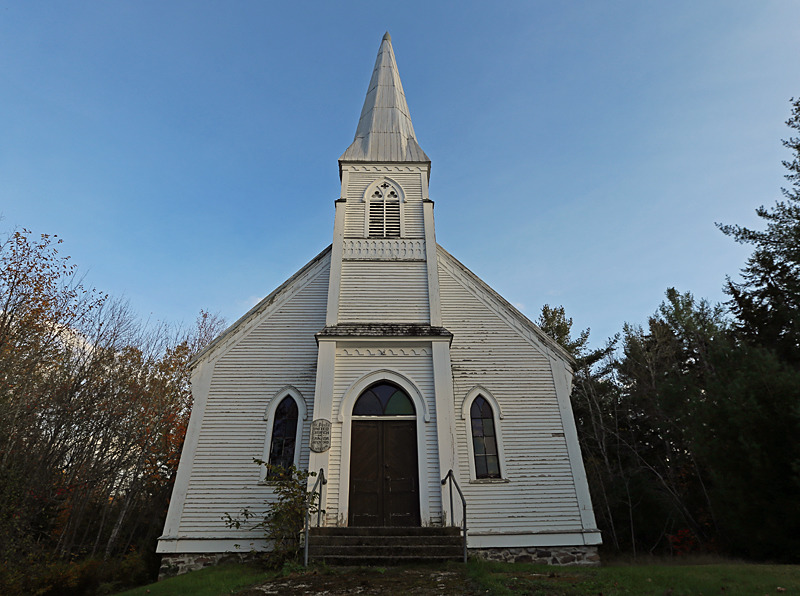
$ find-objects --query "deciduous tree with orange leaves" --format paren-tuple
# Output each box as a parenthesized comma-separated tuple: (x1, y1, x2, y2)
(0, 229, 224, 593)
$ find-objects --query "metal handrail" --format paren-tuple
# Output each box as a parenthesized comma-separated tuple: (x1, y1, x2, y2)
(303, 468, 327, 567)
(441, 469, 467, 563)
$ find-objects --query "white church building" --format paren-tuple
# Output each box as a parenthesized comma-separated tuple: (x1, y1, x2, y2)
(157, 33, 601, 572)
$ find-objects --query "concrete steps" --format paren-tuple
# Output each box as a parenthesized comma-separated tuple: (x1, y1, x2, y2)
(307, 526, 464, 565)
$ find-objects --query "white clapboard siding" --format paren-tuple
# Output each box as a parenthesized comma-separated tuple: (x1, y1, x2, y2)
(177, 259, 330, 538)
(345, 171, 423, 202)
(338, 261, 430, 323)
(344, 171, 425, 238)
(325, 350, 442, 525)
(344, 200, 425, 239)
(403, 201, 424, 238)
(344, 200, 365, 237)
(437, 252, 583, 535)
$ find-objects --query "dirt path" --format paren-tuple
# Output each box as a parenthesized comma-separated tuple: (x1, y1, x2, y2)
(235, 565, 484, 595)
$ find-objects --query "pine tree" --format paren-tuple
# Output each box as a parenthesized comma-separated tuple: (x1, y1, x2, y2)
(718, 97, 800, 364)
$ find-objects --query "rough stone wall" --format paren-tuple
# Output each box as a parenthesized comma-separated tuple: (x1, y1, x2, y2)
(158, 552, 262, 580)
(471, 545, 600, 566)
(159, 545, 600, 579)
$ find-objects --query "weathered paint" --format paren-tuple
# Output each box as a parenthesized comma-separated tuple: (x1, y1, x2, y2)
(157, 254, 331, 552)
(158, 33, 599, 560)
(338, 261, 430, 323)
(343, 169, 425, 237)
(438, 246, 598, 544)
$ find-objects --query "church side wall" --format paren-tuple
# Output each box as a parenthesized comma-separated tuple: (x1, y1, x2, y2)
(324, 349, 442, 525)
(437, 258, 585, 537)
(174, 260, 330, 541)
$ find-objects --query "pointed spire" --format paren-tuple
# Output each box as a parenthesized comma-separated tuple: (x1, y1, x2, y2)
(340, 33, 429, 163)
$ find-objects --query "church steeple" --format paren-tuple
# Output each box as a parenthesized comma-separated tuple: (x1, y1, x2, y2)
(340, 33, 430, 163)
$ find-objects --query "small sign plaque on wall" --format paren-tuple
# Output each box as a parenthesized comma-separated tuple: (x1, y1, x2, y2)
(310, 419, 332, 453)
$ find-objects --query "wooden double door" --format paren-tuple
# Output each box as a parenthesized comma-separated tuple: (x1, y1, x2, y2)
(348, 419, 421, 527)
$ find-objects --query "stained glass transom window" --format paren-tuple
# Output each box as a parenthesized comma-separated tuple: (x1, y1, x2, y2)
(353, 382, 415, 416)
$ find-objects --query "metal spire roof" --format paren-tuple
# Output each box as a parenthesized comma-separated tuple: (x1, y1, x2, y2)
(340, 33, 430, 163)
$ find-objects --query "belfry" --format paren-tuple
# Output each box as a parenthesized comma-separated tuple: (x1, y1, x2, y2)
(158, 33, 601, 573)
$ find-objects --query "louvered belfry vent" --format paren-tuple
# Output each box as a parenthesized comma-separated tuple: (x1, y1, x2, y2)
(368, 181, 401, 238)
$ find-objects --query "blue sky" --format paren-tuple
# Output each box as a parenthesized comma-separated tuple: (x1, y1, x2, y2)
(2, 1, 799, 347)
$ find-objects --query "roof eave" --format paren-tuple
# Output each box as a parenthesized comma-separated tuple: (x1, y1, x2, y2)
(189, 245, 333, 369)
(339, 158, 431, 181)
(436, 244, 577, 367)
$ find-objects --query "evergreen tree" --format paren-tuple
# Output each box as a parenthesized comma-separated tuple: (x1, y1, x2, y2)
(718, 97, 800, 364)
(613, 290, 800, 560)
(541, 293, 800, 561)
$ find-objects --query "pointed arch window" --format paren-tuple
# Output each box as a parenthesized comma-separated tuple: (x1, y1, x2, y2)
(367, 181, 401, 238)
(470, 396, 501, 479)
(267, 396, 299, 479)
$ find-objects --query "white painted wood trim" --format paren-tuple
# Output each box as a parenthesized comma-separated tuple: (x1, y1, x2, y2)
(467, 531, 602, 549)
(264, 386, 309, 422)
(259, 387, 309, 481)
(431, 341, 460, 524)
(423, 200, 442, 327)
(158, 359, 215, 542)
(342, 238, 425, 261)
(437, 245, 574, 364)
(549, 355, 600, 533)
(343, 164, 430, 175)
(361, 177, 407, 203)
(156, 538, 271, 554)
(333, 336, 451, 346)
(460, 386, 508, 482)
(326, 202, 345, 327)
(193, 247, 332, 366)
(459, 385, 505, 420)
(336, 369, 431, 423)
(335, 368, 433, 526)
(308, 341, 337, 498)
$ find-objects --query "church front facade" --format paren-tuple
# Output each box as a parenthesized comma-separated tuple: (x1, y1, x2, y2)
(157, 34, 601, 572)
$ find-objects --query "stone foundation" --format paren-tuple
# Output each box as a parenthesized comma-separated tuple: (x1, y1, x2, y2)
(158, 552, 263, 580)
(159, 545, 599, 579)
(472, 545, 600, 566)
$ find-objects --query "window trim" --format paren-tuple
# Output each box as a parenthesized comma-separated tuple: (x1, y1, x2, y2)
(461, 386, 508, 483)
(260, 386, 308, 483)
(362, 177, 405, 238)
(337, 369, 430, 423)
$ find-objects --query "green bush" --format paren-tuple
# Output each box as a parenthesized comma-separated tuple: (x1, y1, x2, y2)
(224, 462, 318, 569)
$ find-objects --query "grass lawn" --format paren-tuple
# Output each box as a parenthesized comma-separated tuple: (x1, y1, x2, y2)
(468, 558, 800, 595)
(116, 559, 800, 595)
(114, 563, 276, 596)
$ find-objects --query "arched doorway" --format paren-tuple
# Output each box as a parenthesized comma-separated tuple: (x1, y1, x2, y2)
(348, 381, 421, 527)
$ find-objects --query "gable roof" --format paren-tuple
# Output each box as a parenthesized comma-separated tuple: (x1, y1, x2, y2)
(340, 33, 429, 164)
(190, 245, 332, 367)
(437, 244, 575, 366)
